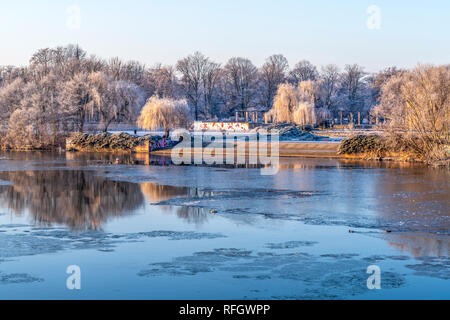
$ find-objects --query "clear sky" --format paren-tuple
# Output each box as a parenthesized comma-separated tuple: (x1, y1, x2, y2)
(0, 0, 449, 72)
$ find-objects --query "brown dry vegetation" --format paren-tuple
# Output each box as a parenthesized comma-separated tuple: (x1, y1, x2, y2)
(338, 134, 449, 166)
(371, 65, 449, 165)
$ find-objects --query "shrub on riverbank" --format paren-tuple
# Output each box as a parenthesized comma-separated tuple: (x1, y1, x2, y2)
(66, 132, 155, 151)
(338, 135, 387, 157)
(338, 134, 449, 166)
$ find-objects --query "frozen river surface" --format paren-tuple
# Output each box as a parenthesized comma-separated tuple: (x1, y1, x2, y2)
(0, 152, 448, 299)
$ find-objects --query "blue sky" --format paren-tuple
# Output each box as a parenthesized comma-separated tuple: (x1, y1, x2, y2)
(0, 0, 449, 72)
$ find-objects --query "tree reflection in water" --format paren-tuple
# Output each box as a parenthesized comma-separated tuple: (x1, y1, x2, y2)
(387, 234, 450, 257)
(0, 170, 144, 230)
(140, 182, 210, 224)
(140, 183, 190, 203)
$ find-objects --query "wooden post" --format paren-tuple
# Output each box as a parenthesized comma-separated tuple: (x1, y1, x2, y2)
(340, 111, 343, 125)
(349, 112, 353, 124)
(358, 112, 361, 126)
(235, 111, 238, 122)
(245, 112, 248, 122)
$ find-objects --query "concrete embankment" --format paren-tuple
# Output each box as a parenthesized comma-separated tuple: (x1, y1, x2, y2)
(65, 132, 342, 159)
(152, 141, 340, 158)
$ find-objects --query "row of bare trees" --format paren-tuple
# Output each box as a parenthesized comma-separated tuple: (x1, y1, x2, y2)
(174, 52, 383, 121)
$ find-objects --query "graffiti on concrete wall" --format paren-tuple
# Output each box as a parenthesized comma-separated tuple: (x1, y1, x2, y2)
(193, 122, 250, 132)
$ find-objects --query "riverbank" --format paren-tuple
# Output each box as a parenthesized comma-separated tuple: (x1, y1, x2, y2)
(3, 131, 448, 166)
(337, 135, 450, 167)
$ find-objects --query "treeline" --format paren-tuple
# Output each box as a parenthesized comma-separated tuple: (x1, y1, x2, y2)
(1, 44, 448, 161)
(0, 44, 392, 148)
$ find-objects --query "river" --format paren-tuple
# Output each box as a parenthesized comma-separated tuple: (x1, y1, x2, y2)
(0, 151, 448, 299)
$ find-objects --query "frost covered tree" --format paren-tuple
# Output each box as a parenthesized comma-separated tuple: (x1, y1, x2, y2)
(223, 57, 258, 113)
(107, 58, 146, 85)
(0, 78, 25, 125)
(59, 72, 93, 132)
(28, 45, 88, 81)
(137, 96, 191, 138)
(89, 72, 144, 132)
(202, 60, 222, 119)
(368, 67, 402, 108)
(176, 52, 220, 120)
(20, 74, 66, 144)
(146, 64, 179, 99)
(5, 74, 69, 147)
(259, 54, 289, 110)
(6, 108, 37, 148)
(0, 66, 28, 87)
(375, 65, 449, 160)
(266, 83, 298, 123)
(318, 64, 340, 114)
(289, 60, 318, 85)
(292, 102, 316, 126)
(336, 64, 368, 116)
(294, 81, 318, 125)
(266, 81, 317, 126)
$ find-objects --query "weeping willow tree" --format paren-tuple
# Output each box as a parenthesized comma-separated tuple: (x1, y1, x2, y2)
(266, 81, 318, 126)
(137, 96, 191, 138)
(292, 102, 316, 125)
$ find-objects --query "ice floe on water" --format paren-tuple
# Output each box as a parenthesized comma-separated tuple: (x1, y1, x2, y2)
(405, 256, 450, 280)
(137, 247, 407, 299)
(0, 272, 43, 285)
(265, 241, 318, 249)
